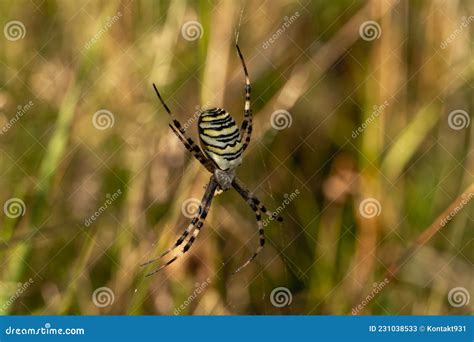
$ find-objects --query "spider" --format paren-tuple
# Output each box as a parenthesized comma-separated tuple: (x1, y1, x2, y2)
(141, 44, 283, 276)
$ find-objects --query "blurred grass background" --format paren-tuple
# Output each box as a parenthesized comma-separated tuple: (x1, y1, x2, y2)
(0, 0, 472, 315)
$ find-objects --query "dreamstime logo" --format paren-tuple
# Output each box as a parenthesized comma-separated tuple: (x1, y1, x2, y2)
(84, 11, 122, 50)
(440, 16, 474, 49)
(447, 287, 470, 308)
(0, 100, 34, 135)
(359, 198, 381, 218)
(181, 198, 201, 218)
(92, 109, 115, 130)
(92, 287, 115, 307)
(263, 189, 299, 227)
(1, 278, 34, 312)
(359, 21, 381, 41)
(174, 278, 211, 315)
(352, 278, 390, 315)
(270, 287, 292, 307)
(4, 322, 85, 335)
(181, 21, 203, 41)
(352, 100, 389, 138)
(440, 192, 473, 227)
(270, 110, 292, 130)
(182, 102, 211, 131)
(262, 11, 300, 49)
(447, 110, 470, 130)
(84, 189, 122, 227)
(3, 198, 26, 218)
(4, 20, 26, 41)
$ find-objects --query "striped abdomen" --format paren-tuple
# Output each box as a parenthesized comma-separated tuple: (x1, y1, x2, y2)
(198, 108, 243, 171)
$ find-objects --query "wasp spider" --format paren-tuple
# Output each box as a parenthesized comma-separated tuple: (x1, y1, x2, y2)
(142, 44, 283, 276)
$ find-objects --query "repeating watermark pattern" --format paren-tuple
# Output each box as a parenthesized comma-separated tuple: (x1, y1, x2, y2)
(447, 287, 470, 307)
(447, 109, 470, 130)
(440, 16, 474, 49)
(181, 197, 201, 218)
(0, 100, 34, 135)
(440, 193, 473, 227)
(1, 278, 34, 312)
(181, 21, 203, 41)
(358, 198, 382, 219)
(262, 189, 300, 227)
(173, 278, 211, 315)
(359, 20, 381, 41)
(3, 198, 26, 218)
(84, 11, 122, 50)
(262, 11, 300, 49)
(92, 287, 115, 307)
(4, 20, 26, 41)
(352, 278, 390, 315)
(182, 102, 211, 131)
(92, 109, 115, 130)
(352, 101, 389, 139)
(84, 189, 122, 227)
(270, 287, 292, 307)
(270, 109, 292, 130)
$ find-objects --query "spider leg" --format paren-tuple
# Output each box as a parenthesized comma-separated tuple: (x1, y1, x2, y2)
(168, 124, 214, 172)
(236, 44, 252, 153)
(139, 216, 198, 267)
(143, 176, 218, 276)
(232, 177, 283, 222)
(152, 83, 214, 172)
(232, 202, 264, 274)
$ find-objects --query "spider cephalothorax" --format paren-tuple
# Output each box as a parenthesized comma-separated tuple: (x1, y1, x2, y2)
(141, 44, 283, 276)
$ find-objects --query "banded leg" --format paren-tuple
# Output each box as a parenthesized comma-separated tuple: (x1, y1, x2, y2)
(232, 177, 283, 222)
(142, 176, 218, 276)
(235, 44, 253, 152)
(168, 124, 214, 172)
(233, 202, 265, 274)
(153, 83, 214, 172)
(140, 216, 198, 267)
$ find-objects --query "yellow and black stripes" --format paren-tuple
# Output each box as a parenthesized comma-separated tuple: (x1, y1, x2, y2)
(198, 108, 243, 171)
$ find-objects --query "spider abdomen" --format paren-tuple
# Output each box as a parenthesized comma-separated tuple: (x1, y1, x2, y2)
(198, 108, 243, 171)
